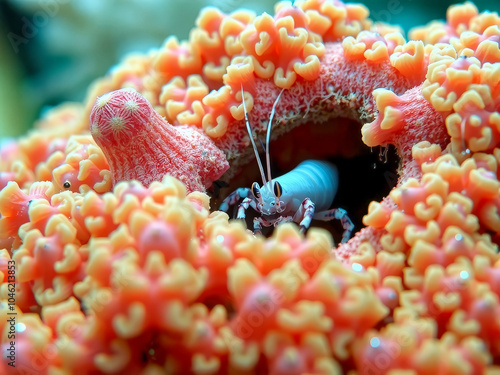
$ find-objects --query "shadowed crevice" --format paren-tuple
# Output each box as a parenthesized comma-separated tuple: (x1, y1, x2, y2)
(216, 117, 400, 244)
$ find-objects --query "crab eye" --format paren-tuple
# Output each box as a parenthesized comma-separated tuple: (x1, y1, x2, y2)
(63, 181, 71, 189)
(251, 182, 261, 199)
(273, 181, 282, 198)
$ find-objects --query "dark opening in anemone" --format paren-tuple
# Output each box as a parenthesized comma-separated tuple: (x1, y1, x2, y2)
(215, 117, 400, 245)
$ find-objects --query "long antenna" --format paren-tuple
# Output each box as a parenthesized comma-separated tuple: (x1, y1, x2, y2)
(241, 84, 267, 186)
(265, 88, 285, 183)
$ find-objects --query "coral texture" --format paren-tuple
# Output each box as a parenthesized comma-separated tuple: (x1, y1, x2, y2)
(89, 88, 229, 191)
(1, 0, 500, 374)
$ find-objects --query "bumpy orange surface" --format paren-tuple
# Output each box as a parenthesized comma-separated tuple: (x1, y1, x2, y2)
(1, 1, 500, 374)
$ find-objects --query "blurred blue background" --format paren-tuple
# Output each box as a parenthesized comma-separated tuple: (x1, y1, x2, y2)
(0, 0, 498, 139)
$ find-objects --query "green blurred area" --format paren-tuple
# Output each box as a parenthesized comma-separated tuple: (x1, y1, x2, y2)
(0, 22, 34, 138)
(0, 0, 498, 140)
